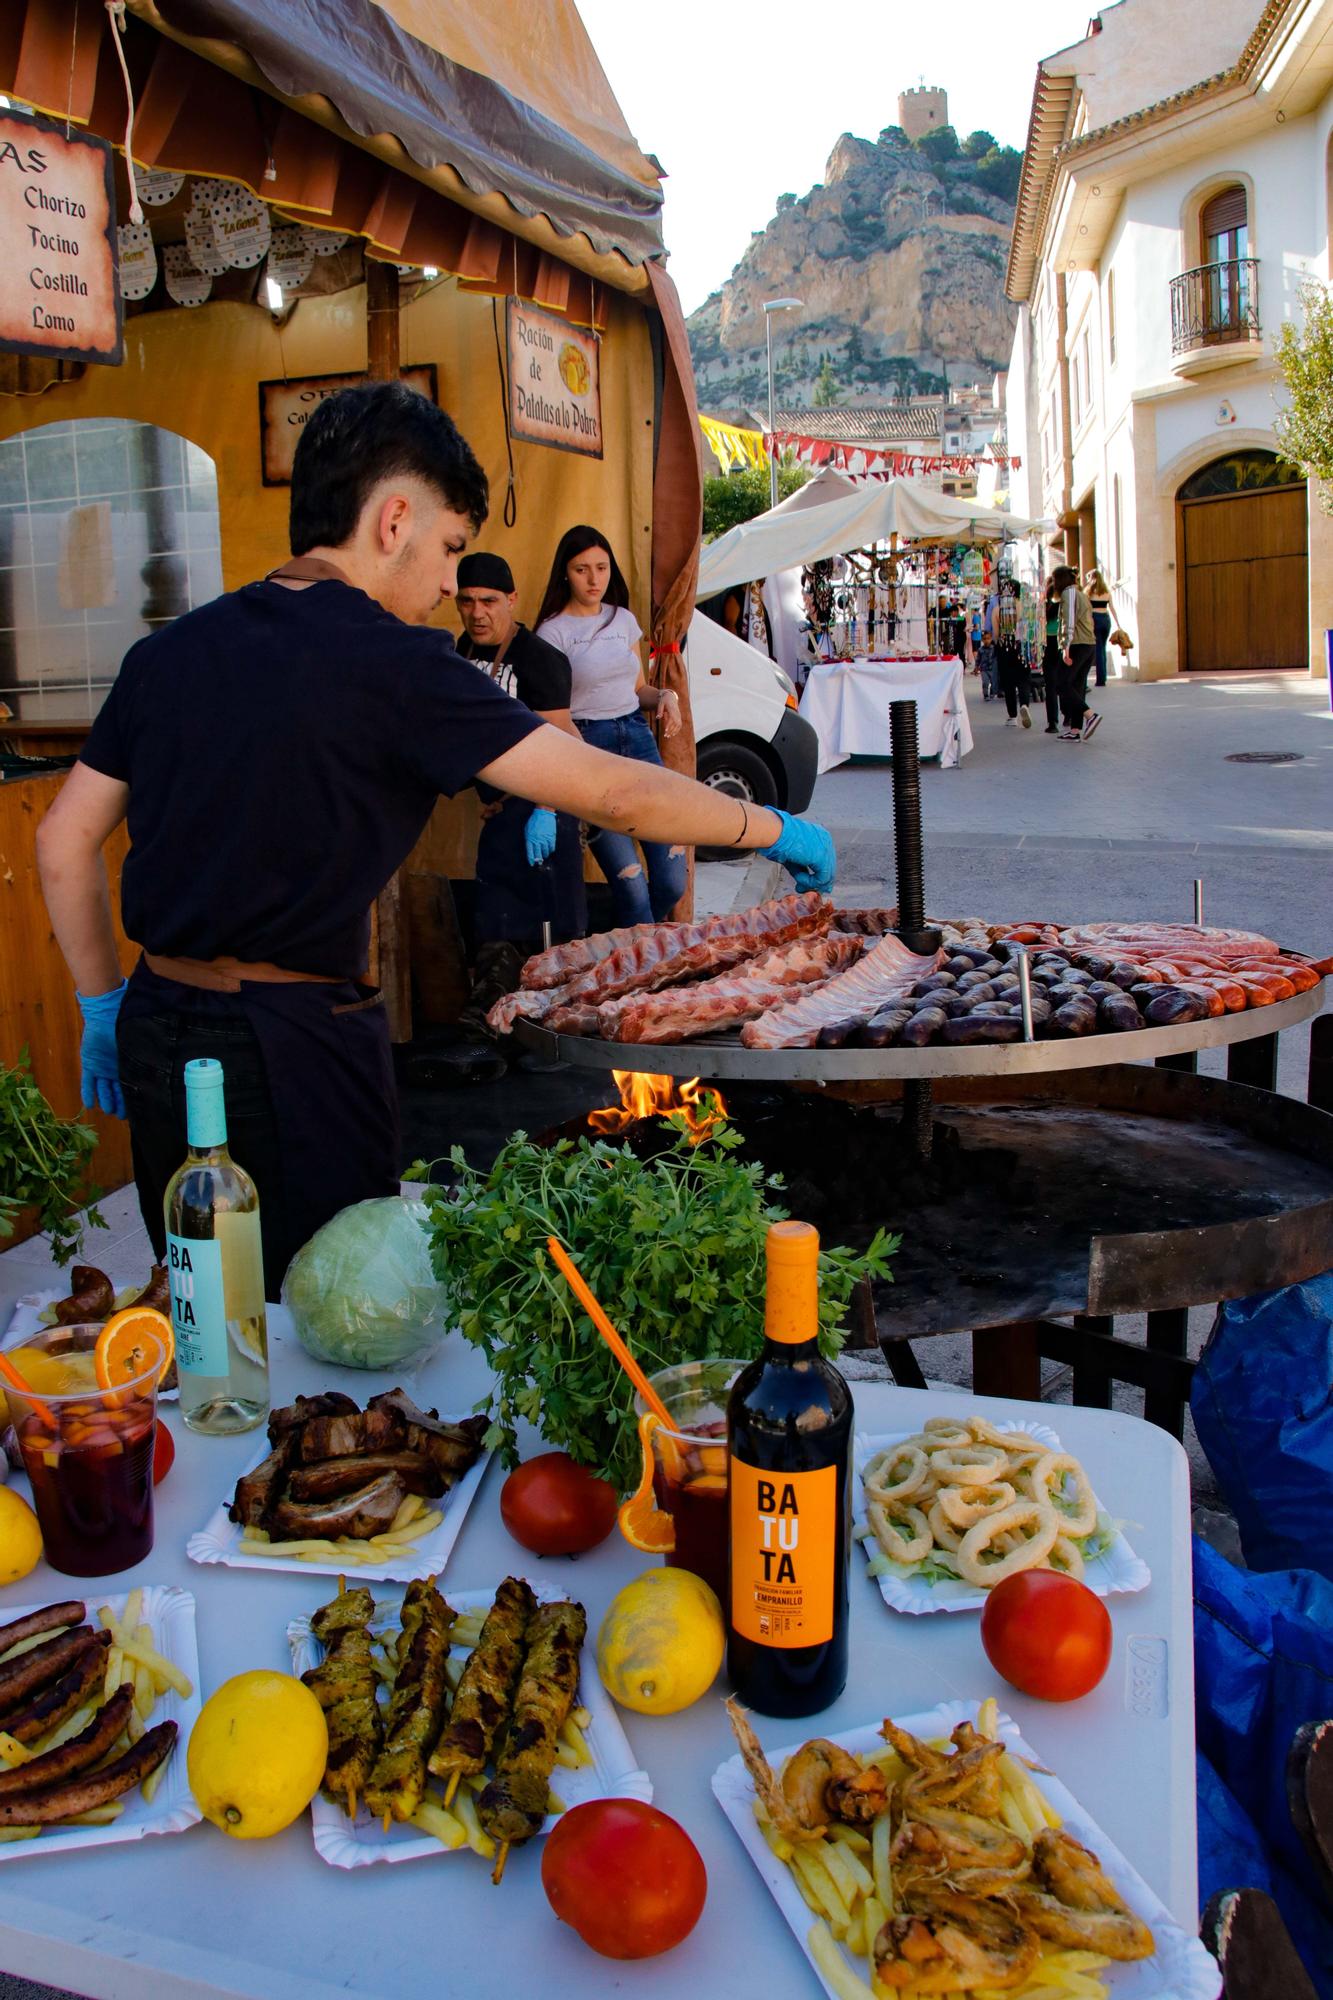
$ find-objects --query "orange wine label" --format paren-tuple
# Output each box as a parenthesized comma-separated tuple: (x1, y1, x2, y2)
(729, 1459, 837, 1647)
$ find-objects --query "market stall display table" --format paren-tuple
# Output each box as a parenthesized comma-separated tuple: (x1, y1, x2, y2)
(0, 1308, 1198, 2000)
(798, 655, 973, 773)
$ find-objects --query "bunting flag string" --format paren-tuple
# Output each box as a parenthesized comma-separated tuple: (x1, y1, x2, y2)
(699, 414, 768, 472)
(763, 428, 1021, 477)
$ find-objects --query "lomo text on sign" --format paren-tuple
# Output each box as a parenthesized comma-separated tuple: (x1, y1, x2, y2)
(0, 111, 122, 365)
(506, 299, 602, 459)
(258, 365, 438, 484)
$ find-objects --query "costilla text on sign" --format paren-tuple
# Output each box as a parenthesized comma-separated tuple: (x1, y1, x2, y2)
(506, 298, 602, 459)
(0, 110, 122, 365)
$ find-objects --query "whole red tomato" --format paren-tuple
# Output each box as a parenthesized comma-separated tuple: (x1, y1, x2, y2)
(542, 1800, 706, 1958)
(152, 1420, 175, 1486)
(500, 1453, 618, 1557)
(980, 1570, 1112, 1701)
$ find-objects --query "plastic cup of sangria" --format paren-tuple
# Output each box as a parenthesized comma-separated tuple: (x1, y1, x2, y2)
(2, 1325, 158, 1577)
(635, 1359, 744, 1604)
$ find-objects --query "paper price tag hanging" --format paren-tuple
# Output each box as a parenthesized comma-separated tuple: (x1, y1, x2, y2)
(117, 222, 158, 301)
(211, 187, 271, 270)
(266, 226, 315, 292)
(136, 169, 185, 208)
(183, 187, 228, 277)
(163, 243, 213, 307)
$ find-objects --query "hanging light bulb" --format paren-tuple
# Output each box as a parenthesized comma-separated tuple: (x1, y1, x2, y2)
(264, 274, 283, 311)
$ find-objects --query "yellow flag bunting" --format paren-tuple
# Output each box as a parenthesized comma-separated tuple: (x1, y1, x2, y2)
(699, 415, 768, 472)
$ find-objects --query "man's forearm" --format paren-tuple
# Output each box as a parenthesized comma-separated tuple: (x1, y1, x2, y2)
(36, 837, 123, 996)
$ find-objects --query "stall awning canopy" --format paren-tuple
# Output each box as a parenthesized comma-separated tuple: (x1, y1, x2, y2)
(697, 479, 1057, 599)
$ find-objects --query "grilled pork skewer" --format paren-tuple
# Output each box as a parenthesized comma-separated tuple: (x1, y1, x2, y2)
(477, 1598, 586, 1878)
(428, 1577, 535, 1802)
(302, 1583, 383, 1819)
(364, 1580, 454, 1826)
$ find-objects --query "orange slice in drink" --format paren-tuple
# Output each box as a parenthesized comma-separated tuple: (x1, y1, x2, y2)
(94, 1306, 174, 1391)
(617, 1413, 676, 1554)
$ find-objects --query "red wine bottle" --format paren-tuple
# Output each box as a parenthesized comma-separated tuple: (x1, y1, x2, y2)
(726, 1220, 851, 1717)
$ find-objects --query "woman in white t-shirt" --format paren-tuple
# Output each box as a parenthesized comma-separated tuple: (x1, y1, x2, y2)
(535, 525, 687, 926)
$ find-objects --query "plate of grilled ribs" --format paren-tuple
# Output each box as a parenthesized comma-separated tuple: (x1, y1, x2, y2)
(288, 1574, 651, 1871)
(187, 1388, 491, 1582)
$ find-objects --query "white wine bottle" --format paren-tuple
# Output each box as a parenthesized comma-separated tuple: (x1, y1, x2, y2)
(164, 1058, 269, 1435)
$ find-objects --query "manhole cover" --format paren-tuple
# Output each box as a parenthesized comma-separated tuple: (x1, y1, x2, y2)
(1225, 751, 1303, 764)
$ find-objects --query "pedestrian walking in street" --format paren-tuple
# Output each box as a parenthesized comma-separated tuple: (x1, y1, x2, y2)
(1041, 579, 1063, 733)
(536, 525, 688, 926)
(1052, 563, 1100, 741)
(1087, 566, 1113, 689)
(989, 577, 1032, 728)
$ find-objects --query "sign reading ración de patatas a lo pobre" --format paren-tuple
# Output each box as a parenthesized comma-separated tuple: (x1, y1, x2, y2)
(0, 109, 123, 366)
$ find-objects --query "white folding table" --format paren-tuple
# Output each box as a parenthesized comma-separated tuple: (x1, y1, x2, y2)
(0, 1310, 1197, 1999)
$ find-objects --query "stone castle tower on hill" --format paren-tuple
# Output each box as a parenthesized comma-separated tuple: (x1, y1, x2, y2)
(897, 85, 948, 139)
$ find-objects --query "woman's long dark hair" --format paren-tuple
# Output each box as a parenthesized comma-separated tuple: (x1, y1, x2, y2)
(535, 525, 630, 628)
(1049, 564, 1078, 593)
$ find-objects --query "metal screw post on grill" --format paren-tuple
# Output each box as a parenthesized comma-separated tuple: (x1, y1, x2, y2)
(1016, 948, 1036, 1042)
(889, 700, 941, 1159)
(1193, 879, 1204, 927)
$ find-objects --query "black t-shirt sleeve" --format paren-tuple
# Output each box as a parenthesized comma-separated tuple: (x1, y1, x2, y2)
(401, 644, 544, 797)
(78, 643, 144, 782)
(514, 632, 572, 713)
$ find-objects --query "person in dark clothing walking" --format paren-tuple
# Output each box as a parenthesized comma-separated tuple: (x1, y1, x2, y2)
(988, 578, 1031, 728)
(1087, 567, 1113, 689)
(1041, 579, 1063, 733)
(1051, 564, 1100, 742)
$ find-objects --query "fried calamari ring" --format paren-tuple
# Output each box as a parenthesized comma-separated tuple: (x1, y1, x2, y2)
(870, 1501, 933, 1565)
(919, 1420, 974, 1450)
(926, 1498, 964, 1552)
(957, 1501, 1060, 1587)
(1046, 1535, 1086, 1581)
(962, 1417, 1047, 1457)
(936, 1481, 1017, 1531)
(864, 1444, 929, 1507)
(1023, 1452, 1098, 1536)
(931, 1445, 1010, 1488)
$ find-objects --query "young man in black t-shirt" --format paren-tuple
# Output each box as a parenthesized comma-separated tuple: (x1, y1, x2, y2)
(36, 383, 838, 1295)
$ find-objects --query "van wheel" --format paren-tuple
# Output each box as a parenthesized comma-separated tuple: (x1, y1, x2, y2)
(696, 740, 779, 860)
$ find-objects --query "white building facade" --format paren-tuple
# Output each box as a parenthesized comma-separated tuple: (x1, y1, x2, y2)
(1005, 0, 1333, 679)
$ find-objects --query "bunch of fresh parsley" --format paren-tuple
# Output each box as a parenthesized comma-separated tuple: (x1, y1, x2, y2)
(0, 1051, 105, 1267)
(418, 1116, 897, 1495)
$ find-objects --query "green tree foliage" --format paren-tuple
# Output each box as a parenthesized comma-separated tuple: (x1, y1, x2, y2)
(970, 144, 1023, 202)
(915, 123, 961, 164)
(962, 128, 997, 159)
(1275, 281, 1333, 513)
(702, 461, 811, 540)
(813, 357, 841, 406)
(845, 326, 866, 368)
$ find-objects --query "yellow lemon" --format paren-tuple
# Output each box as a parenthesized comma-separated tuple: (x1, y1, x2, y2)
(596, 1567, 724, 1716)
(188, 1671, 327, 1838)
(0, 1487, 43, 1586)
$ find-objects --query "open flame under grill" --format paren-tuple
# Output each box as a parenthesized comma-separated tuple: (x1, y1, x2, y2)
(587, 1071, 729, 1146)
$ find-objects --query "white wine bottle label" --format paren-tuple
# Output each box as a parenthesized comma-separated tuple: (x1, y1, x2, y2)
(730, 1461, 838, 1647)
(167, 1234, 229, 1376)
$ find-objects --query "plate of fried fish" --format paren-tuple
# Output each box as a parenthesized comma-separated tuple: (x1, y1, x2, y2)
(187, 1389, 491, 1582)
(712, 1697, 1219, 2000)
(288, 1575, 651, 1871)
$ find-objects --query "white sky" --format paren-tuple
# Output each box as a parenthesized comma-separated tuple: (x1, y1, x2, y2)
(575, 0, 1098, 314)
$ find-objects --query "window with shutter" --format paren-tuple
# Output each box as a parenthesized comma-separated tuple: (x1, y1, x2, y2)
(1201, 186, 1248, 262)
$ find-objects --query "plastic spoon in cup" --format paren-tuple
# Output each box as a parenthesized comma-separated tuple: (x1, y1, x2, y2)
(0, 1351, 54, 1428)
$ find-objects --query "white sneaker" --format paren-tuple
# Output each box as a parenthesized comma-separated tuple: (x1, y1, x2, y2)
(1020, 705, 1032, 729)
(1005, 717, 1018, 727)
(1082, 711, 1101, 741)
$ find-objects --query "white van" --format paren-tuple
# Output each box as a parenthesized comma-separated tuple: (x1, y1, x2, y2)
(684, 610, 818, 815)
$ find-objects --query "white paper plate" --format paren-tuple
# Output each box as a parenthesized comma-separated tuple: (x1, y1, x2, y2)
(854, 1419, 1151, 1615)
(712, 1699, 1220, 2000)
(187, 1425, 491, 1582)
(287, 1577, 651, 1868)
(0, 1584, 202, 1859)
(6, 1292, 179, 1402)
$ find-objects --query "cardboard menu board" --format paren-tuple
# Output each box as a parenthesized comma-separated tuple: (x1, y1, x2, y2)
(258, 365, 438, 485)
(506, 298, 602, 459)
(0, 110, 122, 365)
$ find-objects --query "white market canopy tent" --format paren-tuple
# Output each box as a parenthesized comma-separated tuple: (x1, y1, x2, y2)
(696, 473, 1056, 599)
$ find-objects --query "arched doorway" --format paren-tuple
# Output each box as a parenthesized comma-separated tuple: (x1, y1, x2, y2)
(1176, 450, 1307, 670)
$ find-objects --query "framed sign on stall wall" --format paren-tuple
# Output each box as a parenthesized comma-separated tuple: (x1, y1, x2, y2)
(258, 364, 438, 484)
(506, 298, 602, 458)
(0, 110, 122, 366)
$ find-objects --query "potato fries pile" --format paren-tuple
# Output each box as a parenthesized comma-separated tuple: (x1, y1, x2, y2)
(746, 1700, 1119, 2000)
(861, 1415, 1110, 1591)
(239, 1493, 445, 1565)
(0, 1589, 192, 1842)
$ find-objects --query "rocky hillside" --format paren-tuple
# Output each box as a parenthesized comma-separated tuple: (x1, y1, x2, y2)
(688, 124, 1021, 411)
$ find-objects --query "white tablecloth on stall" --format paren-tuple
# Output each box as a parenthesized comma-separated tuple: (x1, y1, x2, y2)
(799, 655, 974, 773)
(0, 1308, 1198, 2000)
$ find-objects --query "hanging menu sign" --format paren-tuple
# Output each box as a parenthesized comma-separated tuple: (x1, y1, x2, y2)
(0, 110, 122, 365)
(505, 298, 601, 459)
(258, 364, 438, 484)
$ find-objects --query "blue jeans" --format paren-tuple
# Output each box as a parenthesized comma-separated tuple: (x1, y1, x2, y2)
(575, 711, 689, 925)
(1092, 610, 1112, 687)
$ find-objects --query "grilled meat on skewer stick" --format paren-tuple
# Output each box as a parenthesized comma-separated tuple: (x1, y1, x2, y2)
(364, 1580, 455, 1825)
(302, 1584, 383, 1819)
(428, 1577, 536, 1798)
(477, 1598, 586, 1873)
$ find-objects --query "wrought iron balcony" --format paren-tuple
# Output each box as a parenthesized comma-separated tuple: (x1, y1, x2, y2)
(1170, 259, 1260, 357)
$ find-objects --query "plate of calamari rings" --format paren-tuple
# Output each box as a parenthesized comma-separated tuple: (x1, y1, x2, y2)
(853, 1414, 1150, 1616)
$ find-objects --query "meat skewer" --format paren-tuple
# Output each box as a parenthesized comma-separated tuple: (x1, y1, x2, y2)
(364, 1580, 455, 1827)
(477, 1598, 587, 1883)
(0, 1720, 176, 1826)
(302, 1583, 383, 1821)
(428, 1576, 536, 1804)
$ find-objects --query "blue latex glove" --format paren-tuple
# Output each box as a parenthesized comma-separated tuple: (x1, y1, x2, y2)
(76, 979, 127, 1120)
(525, 807, 557, 867)
(759, 810, 837, 895)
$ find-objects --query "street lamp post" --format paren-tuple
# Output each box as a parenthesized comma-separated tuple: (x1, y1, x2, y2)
(763, 296, 803, 509)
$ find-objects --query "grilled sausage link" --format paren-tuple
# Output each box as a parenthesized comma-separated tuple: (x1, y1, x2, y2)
(0, 1686, 135, 1799)
(0, 1603, 86, 1660)
(0, 1629, 99, 1716)
(0, 1720, 177, 1825)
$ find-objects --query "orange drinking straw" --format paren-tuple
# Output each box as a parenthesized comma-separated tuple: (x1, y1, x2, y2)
(545, 1237, 674, 1430)
(0, 1351, 54, 1428)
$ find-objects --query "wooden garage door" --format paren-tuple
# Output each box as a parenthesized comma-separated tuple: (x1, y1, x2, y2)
(1180, 484, 1308, 669)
